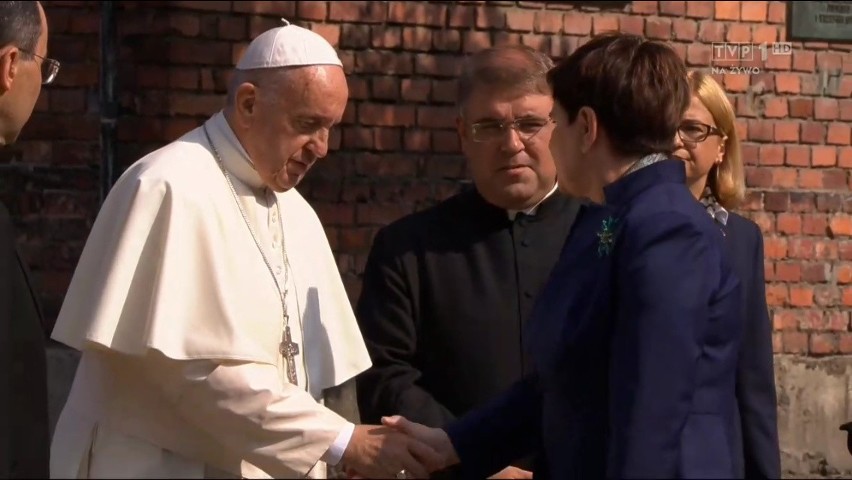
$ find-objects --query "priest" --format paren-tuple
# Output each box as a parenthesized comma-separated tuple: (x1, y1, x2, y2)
(49, 21, 439, 479)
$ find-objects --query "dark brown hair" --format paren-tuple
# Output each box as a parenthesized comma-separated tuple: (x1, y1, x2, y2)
(457, 45, 554, 111)
(547, 32, 690, 157)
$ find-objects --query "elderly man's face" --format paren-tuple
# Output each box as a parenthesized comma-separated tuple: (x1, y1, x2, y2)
(457, 87, 558, 211)
(241, 65, 348, 192)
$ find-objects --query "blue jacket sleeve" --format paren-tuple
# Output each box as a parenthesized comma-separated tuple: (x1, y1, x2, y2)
(444, 374, 542, 478)
(606, 212, 727, 477)
(736, 222, 781, 479)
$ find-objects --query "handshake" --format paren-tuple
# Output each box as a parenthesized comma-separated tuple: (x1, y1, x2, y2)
(339, 416, 532, 479)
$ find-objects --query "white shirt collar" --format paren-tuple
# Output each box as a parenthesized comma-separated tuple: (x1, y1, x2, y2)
(507, 182, 559, 220)
(204, 110, 266, 191)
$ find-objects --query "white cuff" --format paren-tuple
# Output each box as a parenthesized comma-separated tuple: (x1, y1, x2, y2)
(321, 422, 355, 466)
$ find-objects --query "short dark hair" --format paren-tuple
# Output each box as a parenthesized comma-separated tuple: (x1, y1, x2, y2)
(457, 45, 554, 112)
(547, 33, 690, 157)
(0, 1, 42, 57)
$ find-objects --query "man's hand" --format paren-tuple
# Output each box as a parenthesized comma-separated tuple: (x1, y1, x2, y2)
(488, 466, 534, 479)
(341, 425, 443, 479)
(381, 415, 460, 471)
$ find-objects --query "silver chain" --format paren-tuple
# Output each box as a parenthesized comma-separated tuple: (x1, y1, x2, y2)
(201, 124, 296, 351)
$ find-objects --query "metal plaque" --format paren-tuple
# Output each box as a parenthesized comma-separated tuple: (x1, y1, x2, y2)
(787, 1, 852, 43)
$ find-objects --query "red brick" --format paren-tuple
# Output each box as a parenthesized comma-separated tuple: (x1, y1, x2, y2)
(476, 6, 505, 30)
(371, 77, 400, 101)
(774, 121, 799, 142)
(343, 127, 373, 150)
(645, 18, 672, 40)
(827, 124, 851, 146)
(592, 15, 619, 35)
(667, 18, 695, 40)
(763, 97, 788, 118)
(786, 145, 810, 166)
(842, 100, 852, 121)
(535, 11, 562, 33)
(358, 51, 413, 75)
(802, 122, 826, 144)
(521, 34, 549, 53)
(401, 78, 430, 103)
(777, 213, 802, 234)
(715, 1, 741, 20)
(789, 98, 813, 118)
(463, 31, 491, 53)
(312, 24, 340, 47)
(631, 1, 658, 14)
(840, 147, 852, 168)
(329, 1, 386, 23)
(726, 23, 751, 42)
(741, 1, 767, 22)
(372, 26, 402, 49)
(792, 50, 815, 72)
(775, 73, 801, 94)
(830, 216, 852, 237)
(815, 99, 839, 121)
(838, 264, 852, 284)
(724, 74, 750, 93)
(619, 16, 645, 36)
(776, 262, 802, 282)
(686, 44, 711, 67)
(698, 21, 725, 42)
(810, 333, 838, 355)
(433, 30, 461, 52)
(359, 104, 416, 128)
(845, 288, 852, 307)
(402, 27, 432, 51)
(782, 332, 808, 354)
(506, 10, 535, 32)
(340, 23, 370, 49)
(659, 1, 686, 16)
(759, 145, 784, 165)
(433, 130, 460, 153)
(767, 1, 786, 23)
(773, 168, 797, 188)
(232, 1, 295, 16)
(415, 54, 460, 77)
(374, 128, 401, 152)
(404, 130, 430, 152)
(790, 287, 814, 307)
(417, 106, 457, 129)
(297, 1, 327, 21)
(817, 52, 843, 71)
(493, 32, 522, 48)
(764, 51, 792, 70)
(752, 25, 777, 44)
(564, 13, 592, 35)
(686, 1, 714, 18)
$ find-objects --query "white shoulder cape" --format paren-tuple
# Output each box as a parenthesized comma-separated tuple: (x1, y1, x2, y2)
(51, 116, 371, 399)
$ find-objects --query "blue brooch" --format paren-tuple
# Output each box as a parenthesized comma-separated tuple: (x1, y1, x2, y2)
(597, 216, 619, 257)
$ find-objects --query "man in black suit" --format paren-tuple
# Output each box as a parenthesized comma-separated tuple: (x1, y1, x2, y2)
(354, 45, 582, 479)
(0, 1, 56, 477)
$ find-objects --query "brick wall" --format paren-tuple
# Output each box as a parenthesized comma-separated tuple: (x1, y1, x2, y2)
(3, 1, 851, 355)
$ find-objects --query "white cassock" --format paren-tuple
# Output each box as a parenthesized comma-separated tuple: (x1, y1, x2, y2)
(49, 110, 372, 479)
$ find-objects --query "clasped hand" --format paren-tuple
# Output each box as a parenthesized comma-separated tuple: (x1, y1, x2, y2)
(341, 416, 458, 479)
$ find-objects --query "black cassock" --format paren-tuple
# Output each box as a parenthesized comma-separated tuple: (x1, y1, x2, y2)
(0, 202, 50, 478)
(355, 186, 581, 475)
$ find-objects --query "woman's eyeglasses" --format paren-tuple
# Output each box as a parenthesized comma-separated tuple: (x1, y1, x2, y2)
(677, 121, 724, 143)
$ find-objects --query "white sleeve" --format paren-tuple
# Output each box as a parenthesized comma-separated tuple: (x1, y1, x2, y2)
(321, 421, 355, 466)
(140, 350, 351, 478)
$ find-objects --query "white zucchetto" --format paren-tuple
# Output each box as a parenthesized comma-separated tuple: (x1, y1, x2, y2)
(236, 18, 342, 71)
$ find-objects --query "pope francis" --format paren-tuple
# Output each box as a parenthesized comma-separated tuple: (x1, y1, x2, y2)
(49, 21, 440, 480)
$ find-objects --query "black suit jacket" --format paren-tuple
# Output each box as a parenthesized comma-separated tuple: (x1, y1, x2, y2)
(355, 186, 580, 474)
(0, 202, 50, 478)
(725, 212, 782, 479)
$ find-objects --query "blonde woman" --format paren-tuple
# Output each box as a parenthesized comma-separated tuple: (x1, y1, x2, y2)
(673, 70, 781, 479)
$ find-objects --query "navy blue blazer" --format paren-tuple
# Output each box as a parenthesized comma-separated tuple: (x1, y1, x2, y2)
(445, 159, 744, 479)
(724, 213, 781, 479)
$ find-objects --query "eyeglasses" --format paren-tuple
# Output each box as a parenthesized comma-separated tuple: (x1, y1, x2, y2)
(21, 50, 60, 85)
(677, 121, 724, 143)
(469, 116, 555, 143)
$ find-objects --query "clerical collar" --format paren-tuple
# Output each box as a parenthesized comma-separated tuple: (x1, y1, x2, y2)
(507, 182, 559, 220)
(204, 111, 266, 191)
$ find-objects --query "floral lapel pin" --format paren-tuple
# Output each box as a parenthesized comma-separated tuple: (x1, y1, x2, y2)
(596, 216, 619, 258)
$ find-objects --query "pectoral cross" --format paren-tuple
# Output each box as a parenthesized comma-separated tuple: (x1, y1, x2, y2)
(280, 324, 300, 385)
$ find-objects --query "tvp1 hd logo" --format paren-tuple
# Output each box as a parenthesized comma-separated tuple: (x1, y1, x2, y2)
(711, 42, 792, 75)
